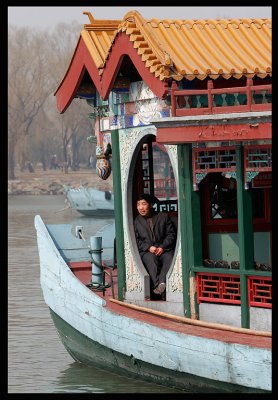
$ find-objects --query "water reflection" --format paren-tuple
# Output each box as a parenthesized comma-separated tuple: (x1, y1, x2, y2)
(55, 362, 183, 393)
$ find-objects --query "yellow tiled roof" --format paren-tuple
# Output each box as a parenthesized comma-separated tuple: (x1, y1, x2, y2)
(81, 10, 271, 81)
(81, 12, 121, 71)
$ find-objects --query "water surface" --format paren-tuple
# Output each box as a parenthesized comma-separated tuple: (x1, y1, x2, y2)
(8, 195, 183, 393)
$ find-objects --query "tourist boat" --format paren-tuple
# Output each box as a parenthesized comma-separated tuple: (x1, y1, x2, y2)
(34, 214, 271, 393)
(35, 10, 272, 392)
(63, 185, 114, 217)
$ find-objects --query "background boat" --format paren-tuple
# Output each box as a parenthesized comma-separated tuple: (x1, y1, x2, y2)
(63, 185, 114, 217)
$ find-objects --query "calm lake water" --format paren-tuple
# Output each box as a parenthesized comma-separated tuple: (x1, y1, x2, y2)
(8, 195, 183, 393)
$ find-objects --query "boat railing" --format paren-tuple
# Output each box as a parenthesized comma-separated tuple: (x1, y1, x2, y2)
(169, 78, 272, 117)
(195, 272, 272, 309)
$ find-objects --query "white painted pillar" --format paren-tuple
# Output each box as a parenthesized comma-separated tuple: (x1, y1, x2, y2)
(89, 236, 103, 287)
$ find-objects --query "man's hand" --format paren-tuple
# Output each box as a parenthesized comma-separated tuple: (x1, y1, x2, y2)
(149, 246, 157, 254)
(154, 247, 164, 256)
(149, 246, 164, 256)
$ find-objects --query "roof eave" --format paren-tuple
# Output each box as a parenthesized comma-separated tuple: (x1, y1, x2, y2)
(54, 33, 170, 113)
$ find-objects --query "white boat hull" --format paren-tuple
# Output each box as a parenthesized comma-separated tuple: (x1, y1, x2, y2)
(34, 215, 271, 392)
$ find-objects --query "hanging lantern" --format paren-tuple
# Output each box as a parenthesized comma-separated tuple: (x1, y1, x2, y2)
(96, 155, 111, 180)
(95, 144, 112, 180)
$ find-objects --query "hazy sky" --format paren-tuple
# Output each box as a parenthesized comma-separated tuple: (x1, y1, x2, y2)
(8, 6, 272, 30)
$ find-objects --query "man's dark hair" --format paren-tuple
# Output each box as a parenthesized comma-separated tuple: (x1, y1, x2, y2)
(137, 193, 153, 205)
(137, 193, 159, 206)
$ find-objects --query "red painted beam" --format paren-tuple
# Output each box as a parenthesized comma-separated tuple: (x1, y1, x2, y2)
(156, 122, 272, 144)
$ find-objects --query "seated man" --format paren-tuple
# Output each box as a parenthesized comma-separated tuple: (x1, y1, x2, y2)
(134, 193, 176, 297)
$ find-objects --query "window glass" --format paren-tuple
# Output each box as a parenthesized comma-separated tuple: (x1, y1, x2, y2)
(208, 173, 265, 220)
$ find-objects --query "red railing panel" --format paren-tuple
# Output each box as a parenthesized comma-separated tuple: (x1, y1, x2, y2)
(170, 79, 272, 117)
(196, 273, 272, 308)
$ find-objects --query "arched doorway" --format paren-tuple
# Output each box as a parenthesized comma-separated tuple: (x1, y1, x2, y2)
(128, 134, 178, 299)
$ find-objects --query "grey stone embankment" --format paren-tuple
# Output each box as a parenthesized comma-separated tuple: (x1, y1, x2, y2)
(8, 168, 113, 195)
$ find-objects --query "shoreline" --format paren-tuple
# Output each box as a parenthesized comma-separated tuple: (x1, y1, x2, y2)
(8, 166, 113, 195)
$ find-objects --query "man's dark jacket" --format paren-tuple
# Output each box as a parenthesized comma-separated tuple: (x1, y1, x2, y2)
(134, 211, 176, 257)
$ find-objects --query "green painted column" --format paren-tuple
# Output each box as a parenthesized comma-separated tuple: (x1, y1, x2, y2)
(236, 144, 254, 328)
(177, 144, 197, 318)
(191, 188, 203, 317)
(192, 190, 203, 267)
(111, 129, 126, 300)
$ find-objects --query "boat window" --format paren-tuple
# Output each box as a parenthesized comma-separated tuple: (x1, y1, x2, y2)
(199, 172, 272, 268)
(141, 141, 178, 214)
(205, 173, 267, 222)
(209, 174, 237, 220)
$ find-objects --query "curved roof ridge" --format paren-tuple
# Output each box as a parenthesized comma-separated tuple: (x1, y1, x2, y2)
(79, 10, 271, 81)
(55, 10, 271, 112)
(117, 10, 172, 80)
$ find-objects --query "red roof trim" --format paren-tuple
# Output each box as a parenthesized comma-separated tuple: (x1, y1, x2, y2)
(100, 32, 168, 100)
(55, 39, 103, 113)
(55, 33, 169, 113)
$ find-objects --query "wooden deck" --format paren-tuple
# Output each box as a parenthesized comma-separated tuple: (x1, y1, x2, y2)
(69, 261, 271, 350)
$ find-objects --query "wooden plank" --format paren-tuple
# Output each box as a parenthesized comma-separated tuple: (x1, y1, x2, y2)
(109, 298, 271, 337)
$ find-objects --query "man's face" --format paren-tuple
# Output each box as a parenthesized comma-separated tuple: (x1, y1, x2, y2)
(137, 199, 151, 217)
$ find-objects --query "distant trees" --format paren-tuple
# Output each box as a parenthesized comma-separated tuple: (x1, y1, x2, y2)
(8, 22, 95, 179)
(59, 100, 93, 171)
(8, 27, 51, 178)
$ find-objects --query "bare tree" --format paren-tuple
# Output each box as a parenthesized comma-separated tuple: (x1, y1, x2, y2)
(56, 100, 93, 171)
(8, 21, 92, 179)
(8, 27, 54, 178)
(40, 21, 88, 171)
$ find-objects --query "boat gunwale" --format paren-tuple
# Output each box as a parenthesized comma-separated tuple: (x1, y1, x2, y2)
(73, 263, 271, 349)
